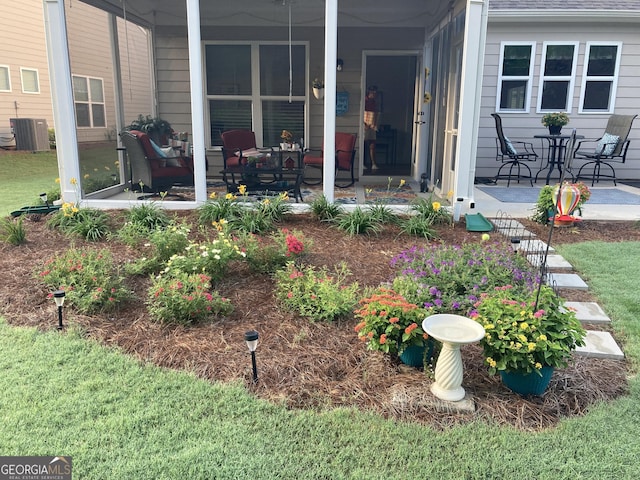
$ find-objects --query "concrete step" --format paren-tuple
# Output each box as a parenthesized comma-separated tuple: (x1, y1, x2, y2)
(575, 330, 625, 360)
(565, 301, 611, 324)
(528, 253, 573, 270)
(548, 273, 589, 290)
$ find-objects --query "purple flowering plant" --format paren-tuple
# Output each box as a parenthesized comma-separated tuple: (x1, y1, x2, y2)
(390, 242, 539, 318)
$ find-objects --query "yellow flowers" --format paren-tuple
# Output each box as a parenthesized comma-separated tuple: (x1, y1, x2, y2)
(225, 193, 235, 200)
(528, 342, 536, 352)
(538, 334, 547, 342)
(481, 233, 490, 242)
(399, 179, 406, 187)
(209, 192, 217, 199)
(432, 201, 441, 211)
(70, 177, 78, 185)
(238, 184, 247, 195)
(486, 357, 497, 368)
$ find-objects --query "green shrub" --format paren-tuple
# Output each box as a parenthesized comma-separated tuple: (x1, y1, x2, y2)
(0, 216, 27, 245)
(147, 271, 233, 325)
(240, 228, 310, 274)
(366, 203, 399, 225)
(162, 231, 245, 282)
(274, 262, 358, 321)
(124, 202, 171, 231)
(309, 194, 343, 221)
(230, 206, 274, 234)
(255, 193, 292, 223)
(397, 215, 437, 239)
(123, 223, 192, 275)
(333, 207, 381, 236)
(47, 205, 111, 241)
(409, 196, 453, 225)
(197, 192, 242, 225)
(37, 247, 129, 313)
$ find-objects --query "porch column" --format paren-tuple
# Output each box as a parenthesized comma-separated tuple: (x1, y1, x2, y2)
(186, 0, 207, 204)
(454, 0, 489, 208)
(42, 0, 81, 204)
(322, 0, 338, 202)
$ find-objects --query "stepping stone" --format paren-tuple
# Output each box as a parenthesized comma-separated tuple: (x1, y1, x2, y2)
(575, 331, 624, 359)
(564, 301, 611, 324)
(548, 273, 589, 290)
(519, 238, 554, 253)
(527, 253, 573, 270)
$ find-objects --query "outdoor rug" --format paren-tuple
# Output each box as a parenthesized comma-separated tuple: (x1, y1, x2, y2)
(477, 186, 640, 205)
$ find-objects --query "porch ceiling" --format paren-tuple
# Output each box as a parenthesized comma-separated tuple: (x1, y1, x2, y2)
(80, 0, 452, 29)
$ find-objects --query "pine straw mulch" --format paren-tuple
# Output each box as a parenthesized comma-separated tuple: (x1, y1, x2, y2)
(2, 212, 638, 432)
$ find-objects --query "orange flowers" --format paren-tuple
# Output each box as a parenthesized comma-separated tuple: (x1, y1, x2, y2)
(380, 334, 387, 344)
(405, 323, 418, 335)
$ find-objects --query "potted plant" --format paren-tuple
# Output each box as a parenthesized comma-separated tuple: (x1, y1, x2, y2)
(541, 112, 570, 135)
(125, 115, 174, 145)
(531, 181, 591, 224)
(471, 284, 586, 395)
(312, 78, 324, 100)
(354, 287, 433, 367)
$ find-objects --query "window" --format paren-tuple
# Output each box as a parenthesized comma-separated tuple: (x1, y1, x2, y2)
(496, 42, 535, 112)
(72, 76, 106, 128)
(205, 42, 307, 148)
(0, 65, 10, 92)
(580, 43, 621, 113)
(537, 42, 578, 112)
(20, 68, 40, 93)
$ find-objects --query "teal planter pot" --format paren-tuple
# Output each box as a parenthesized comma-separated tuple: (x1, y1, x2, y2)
(500, 366, 554, 396)
(399, 341, 434, 368)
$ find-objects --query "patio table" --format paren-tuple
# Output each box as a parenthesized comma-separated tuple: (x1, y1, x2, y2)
(534, 133, 583, 185)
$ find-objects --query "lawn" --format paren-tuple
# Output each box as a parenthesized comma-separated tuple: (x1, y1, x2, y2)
(1, 155, 640, 478)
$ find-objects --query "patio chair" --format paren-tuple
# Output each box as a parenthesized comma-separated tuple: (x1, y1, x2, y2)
(302, 132, 357, 188)
(221, 129, 260, 168)
(491, 113, 539, 187)
(573, 114, 637, 186)
(120, 130, 194, 196)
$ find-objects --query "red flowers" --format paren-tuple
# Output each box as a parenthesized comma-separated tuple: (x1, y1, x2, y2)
(285, 234, 304, 256)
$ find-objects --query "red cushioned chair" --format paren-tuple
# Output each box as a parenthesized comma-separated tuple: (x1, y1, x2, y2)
(221, 129, 259, 168)
(120, 130, 194, 195)
(302, 132, 357, 188)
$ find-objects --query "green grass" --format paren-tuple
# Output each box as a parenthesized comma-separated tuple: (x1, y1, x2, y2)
(0, 151, 59, 216)
(1, 242, 640, 478)
(0, 145, 119, 216)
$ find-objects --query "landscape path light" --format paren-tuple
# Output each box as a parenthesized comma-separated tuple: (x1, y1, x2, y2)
(510, 237, 521, 253)
(53, 290, 66, 331)
(244, 330, 259, 384)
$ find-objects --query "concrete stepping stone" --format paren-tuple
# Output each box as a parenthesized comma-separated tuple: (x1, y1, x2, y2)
(520, 238, 553, 253)
(527, 253, 573, 270)
(565, 301, 611, 324)
(575, 330, 624, 359)
(547, 273, 589, 290)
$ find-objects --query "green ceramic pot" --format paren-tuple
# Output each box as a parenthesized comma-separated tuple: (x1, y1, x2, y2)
(500, 366, 554, 396)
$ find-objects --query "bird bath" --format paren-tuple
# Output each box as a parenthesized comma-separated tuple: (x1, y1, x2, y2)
(422, 314, 485, 402)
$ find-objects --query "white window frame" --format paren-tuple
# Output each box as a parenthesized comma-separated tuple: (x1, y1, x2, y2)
(496, 41, 536, 113)
(20, 67, 40, 94)
(536, 41, 579, 113)
(204, 41, 309, 148)
(579, 42, 622, 114)
(0, 65, 11, 92)
(72, 75, 106, 128)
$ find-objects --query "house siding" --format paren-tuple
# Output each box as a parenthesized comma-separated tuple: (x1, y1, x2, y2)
(0, 0, 152, 145)
(477, 21, 640, 180)
(0, 0, 53, 135)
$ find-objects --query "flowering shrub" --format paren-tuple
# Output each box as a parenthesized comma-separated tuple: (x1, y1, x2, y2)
(541, 112, 569, 127)
(241, 228, 310, 274)
(471, 285, 585, 375)
(274, 262, 358, 322)
(147, 271, 233, 325)
(354, 288, 429, 355)
(162, 231, 245, 282)
(124, 223, 192, 275)
(38, 247, 129, 313)
(391, 242, 538, 317)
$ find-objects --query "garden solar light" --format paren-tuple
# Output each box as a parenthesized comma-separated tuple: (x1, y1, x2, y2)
(53, 290, 66, 330)
(244, 330, 259, 383)
(40, 192, 48, 207)
(510, 237, 521, 253)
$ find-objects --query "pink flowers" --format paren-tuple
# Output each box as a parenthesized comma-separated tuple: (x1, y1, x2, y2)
(285, 234, 304, 256)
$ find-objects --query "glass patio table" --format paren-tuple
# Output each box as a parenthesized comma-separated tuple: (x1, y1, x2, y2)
(534, 133, 583, 185)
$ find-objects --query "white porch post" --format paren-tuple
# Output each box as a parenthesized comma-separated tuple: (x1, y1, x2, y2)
(454, 0, 489, 209)
(42, 0, 81, 204)
(322, 0, 338, 202)
(186, 0, 207, 204)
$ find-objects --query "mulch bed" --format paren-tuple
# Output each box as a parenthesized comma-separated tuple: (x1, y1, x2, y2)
(2, 212, 638, 431)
